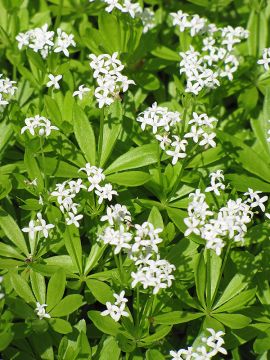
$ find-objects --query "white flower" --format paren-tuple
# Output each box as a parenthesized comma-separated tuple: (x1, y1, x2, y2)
(22, 220, 39, 240)
(36, 213, 55, 238)
(90, 52, 134, 108)
(184, 125, 204, 143)
(66, 212, 83, 227)
(101, 290, 129, 322)
(205, 170, 225, 196)
(22, 213, 54, 240)
(113, 290, 128, 305)
(100, 204, 131, 225)
(46, 74, 62, 89)
(54, 28, 76, 57)
(16, 25, 75, 58)
(95, 183, 118, 204)
(35, 302, 51, 320)
(166, 147, 187, 165)
(155, 134, 172, 150)
(73, 85, 90, 100)
(199, 132, 216, 148)
(244, 188, 268, 212)
(21, 115, 59, 137)
(99, 225, 132, 254)
(131, 255, 175, 294)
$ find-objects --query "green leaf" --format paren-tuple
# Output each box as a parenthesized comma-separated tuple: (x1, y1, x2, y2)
(154, 311, 203, 325)
(98, 12, 122, 53)
(0, 175, 12, 200)
(44, 95, 62, 128)
(213, 313, 251, 329)
(24, 148, 44, 192)
(46, 268, 66, 312)
(0, 122, 13, 156)
(84, 243, 106, 275)
(148, 206, 164, 229)
(0, 242, 24, 259)
(106, 171, 151, 187)
(64, 226, 82, 274)
(10, 272, 36, 304)
(209, 251, 222, 302)
(151, 46, 180, 61)
(88, 310, 121, 336)
(30, 270, 46, 304)
(105, 144, 159, 175)
(213, 274, 248, 310)
(216, 130, 270, 182)
(39, 157, 81, 178)
(139, 325, 172, 344)
(195, 251, 206, 307)
(50, 294, 83, 317)
(99, 336, 121, 360)
(48, 318, 72, 334)
(146, 349, 165, 360)
(254, 330, 270, 353)
(86, 279, 114, 304)
(73, 103, 96, 165)
(186, 145, 224, 168)
(0, 207, 28, 255)
(99, 101, 122, 167)
(226, 174, 270, 192)
(214, 288, 256, 313)
(133, 72, 160, 91)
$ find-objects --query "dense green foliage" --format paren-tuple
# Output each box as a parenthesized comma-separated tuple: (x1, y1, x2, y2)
(1, 0, 270, 359)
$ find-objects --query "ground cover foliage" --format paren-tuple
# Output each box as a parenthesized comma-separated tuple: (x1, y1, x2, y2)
(1, 0, 270, 359)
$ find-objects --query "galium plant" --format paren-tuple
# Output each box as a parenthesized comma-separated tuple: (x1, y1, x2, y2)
(1, 0, 270, 359)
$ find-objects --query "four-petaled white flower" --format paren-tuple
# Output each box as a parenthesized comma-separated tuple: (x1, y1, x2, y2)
(73, 85, 90, 100)
(66, 212, 83, 227)
(46, 74, 62, 89)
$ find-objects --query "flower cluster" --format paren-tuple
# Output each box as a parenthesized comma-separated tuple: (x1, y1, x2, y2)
(79, 163, 118, 203)
(257, 48, 270, 71)
(0, 74, 17, 107)
(205, 170, 225, 196)
(16, 24, 76, 58)
(21, 115, 59, 137)
(184, 188, 268, 255)
(89, 0, 155, 33)
(52, 164, 118, 227)
(171, 10, 249, 95)
(22, 213, 55, 240)
(101, 290, 129, 322)
(89, 52, 135, 108)
(131, 255, 175, 294)
(137, 104, 217, 165)
(51, 179, 86, 227)
(99, 206, 175, 294)
(35, 302, 51, 320)
(99, 203, 132, 254)
(170, 328, 227, 359)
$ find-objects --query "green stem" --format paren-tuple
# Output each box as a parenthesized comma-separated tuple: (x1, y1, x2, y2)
(54, 0, 64, 31)
(135, 286, 140, 336)
(156, 141, 164, 201)
(211, 241, 232, 307)
(39, 137, 48, 190)
(206, 249, 211, 308)
(97, 107, 105, 166)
